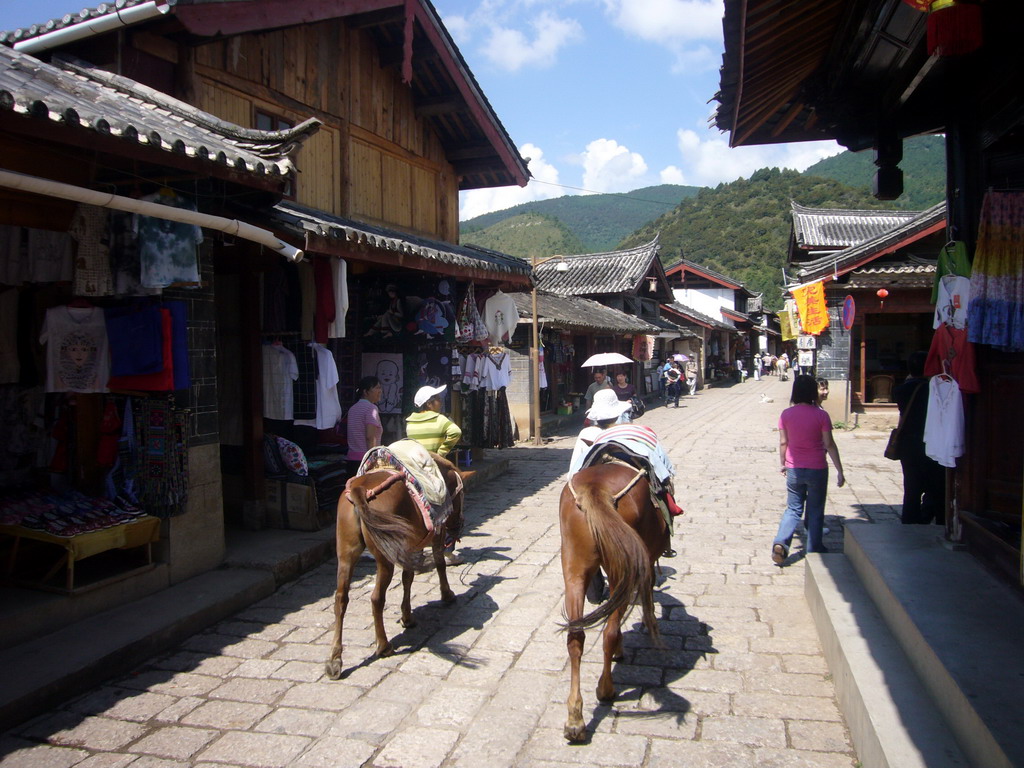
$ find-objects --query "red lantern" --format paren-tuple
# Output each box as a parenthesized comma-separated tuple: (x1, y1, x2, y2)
(927, 0, 983, 57)
(876, 289, 890, 299)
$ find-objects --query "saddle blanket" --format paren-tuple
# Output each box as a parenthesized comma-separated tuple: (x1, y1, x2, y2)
(357, 440, 454, 533)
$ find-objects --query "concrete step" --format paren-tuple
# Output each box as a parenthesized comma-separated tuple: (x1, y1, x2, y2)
(805, 553, 967, 768)
(808, 523, 1024, 768)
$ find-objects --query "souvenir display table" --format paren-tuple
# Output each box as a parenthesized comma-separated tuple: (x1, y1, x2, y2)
(1, 515, 159, 594)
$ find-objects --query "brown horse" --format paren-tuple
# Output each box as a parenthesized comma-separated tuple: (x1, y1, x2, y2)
(559, 460, 670, 742)
(325, 453, 463, 680)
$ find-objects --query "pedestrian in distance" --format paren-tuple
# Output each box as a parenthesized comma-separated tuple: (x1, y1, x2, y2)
(772, 375, 845, 565)
(753, 354, 762, 381)
(684, 358, 698, 396)
(611, 371, 635, 423)
(584, 369, 612, 414)
(664, 362, 682, 407)
(892, 351, 945, 525)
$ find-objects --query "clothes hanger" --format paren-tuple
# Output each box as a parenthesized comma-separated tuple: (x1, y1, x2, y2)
(939, 358, 955, 382)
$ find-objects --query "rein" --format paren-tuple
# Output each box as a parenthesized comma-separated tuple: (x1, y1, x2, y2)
(568, 459, 647, 507)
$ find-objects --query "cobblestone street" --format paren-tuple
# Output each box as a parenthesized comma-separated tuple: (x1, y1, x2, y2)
(1, 376, 906, 768)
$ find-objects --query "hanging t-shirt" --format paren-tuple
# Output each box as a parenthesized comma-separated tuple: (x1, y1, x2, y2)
(69, 205, 114, 297)
(262, 343, 299, 420)
(136, 192, 203, 288)
(0, 288, 19, 384)
(295, 343, 343, 430)
(483, 291, 519, 344)
(328, 258, 349, 339)
(924, 324, 980, 393)
(924, 375, 964, 468)
(481, 351, 512, 390)
(26, 229, 73, 284)
(39, 305, 110, 393)
(933, 275, 971, 330)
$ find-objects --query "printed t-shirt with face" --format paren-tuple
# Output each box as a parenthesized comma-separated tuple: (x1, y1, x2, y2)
(40, 305, 110, 393)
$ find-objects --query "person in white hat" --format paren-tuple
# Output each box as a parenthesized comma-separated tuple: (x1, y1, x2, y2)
(567, 389, 682, 557)
(405, 384, 462, 458)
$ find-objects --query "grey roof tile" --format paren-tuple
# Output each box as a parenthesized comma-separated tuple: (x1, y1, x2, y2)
(508, 291, 660, 334)
(0, 46, 319, 177)
(533, 236, 661, 296)
(791, 202, 925, 250)
(271, 201, 531, 278)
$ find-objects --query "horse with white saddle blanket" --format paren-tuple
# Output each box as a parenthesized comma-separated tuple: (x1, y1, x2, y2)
(325, 439, 463, 679)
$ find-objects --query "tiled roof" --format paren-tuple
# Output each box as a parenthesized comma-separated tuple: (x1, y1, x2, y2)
(270, 202, 531, 278)
(1, 0, 155, 45)
(794, 202, 946, 282)
(509, 292, 660, 334)
(0, 46, 318, 177)
(533, 236, 661, 296)
(846, 262, 936, 289)
(663, 301, 736, 331)
(791, 202, 925, 251)
(664, 258, 742, 288)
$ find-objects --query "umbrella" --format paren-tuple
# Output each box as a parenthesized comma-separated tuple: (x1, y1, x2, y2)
(672, 353, 690, 362)
(580, 352, 633, 368)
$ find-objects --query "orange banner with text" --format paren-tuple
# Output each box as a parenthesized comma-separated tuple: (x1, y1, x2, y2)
(792, 280, 830, 335)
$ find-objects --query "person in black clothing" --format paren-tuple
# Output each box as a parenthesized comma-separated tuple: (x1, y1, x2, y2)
(893, 351, 945, 524)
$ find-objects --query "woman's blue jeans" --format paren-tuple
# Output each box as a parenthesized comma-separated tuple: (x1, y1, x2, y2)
(775, 468, 828, 553)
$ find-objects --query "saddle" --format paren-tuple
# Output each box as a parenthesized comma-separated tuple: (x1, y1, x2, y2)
(578, 442, 674, 525)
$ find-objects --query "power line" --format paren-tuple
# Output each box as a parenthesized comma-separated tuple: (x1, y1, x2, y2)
(526, 177, 689, 208)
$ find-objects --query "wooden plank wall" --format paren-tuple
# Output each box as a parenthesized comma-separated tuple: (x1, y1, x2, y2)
(187, 19, 453, 240)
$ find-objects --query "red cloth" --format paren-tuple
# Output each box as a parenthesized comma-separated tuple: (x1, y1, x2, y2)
(96, 400, 122, 467)
(924, 324, 980, 394)
(313, 258, 335, 344)
(108, 309, 174, 391)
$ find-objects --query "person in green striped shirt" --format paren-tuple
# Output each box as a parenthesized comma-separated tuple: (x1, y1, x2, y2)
(406, 385, 462, 458)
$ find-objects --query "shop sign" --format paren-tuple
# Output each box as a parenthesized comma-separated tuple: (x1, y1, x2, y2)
(797, 335, 817, 350)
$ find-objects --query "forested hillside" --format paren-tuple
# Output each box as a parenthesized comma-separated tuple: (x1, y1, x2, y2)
(802, 134, 945, 209)
(460, 184, 699, 252)
(460, 212, 583, 261)
(619, 168, 901, 309)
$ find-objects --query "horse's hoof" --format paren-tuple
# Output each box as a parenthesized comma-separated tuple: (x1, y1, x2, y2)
(376, 642, 394, 658)
(324, 659, 343, 680)
(564, 722, 587, 742)
(400, 615, 417, 628)
(597, 684, 616, 702)
(441, 590, 456, 605)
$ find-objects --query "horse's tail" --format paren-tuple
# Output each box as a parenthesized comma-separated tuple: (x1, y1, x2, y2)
(565, 482, 659, 640)
(348, 485, 428, 571)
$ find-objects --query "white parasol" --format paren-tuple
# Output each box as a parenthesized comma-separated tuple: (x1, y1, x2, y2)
(580, 352, 634, 368)
(672, 353, 690, 362)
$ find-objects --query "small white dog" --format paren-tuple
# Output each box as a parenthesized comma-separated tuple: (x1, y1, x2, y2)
(760, 393, 774, 403)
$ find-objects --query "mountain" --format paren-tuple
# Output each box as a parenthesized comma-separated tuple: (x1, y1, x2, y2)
(459, 212, 582, 262)
(460, 184, 700, 253)
(619, 168, 905, 310)
(802, 134, 946, 209)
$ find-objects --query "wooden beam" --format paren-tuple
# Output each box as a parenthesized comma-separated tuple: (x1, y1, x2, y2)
(173, 0, 401, 37)
(414, 94, 466, 117)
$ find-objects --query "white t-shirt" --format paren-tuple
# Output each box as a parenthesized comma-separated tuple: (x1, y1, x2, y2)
(483, 291, 519, 344)
(924, 375, 964, 468)
(39, 305, 110, 393)
(481, 351, 512, 390)
(295, 343, 343, 429)
(933, 275, 971, 329)
(262, 344, 299, 420)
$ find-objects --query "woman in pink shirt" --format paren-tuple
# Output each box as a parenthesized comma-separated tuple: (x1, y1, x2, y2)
(346, 376, 383, 477)
(772, 375, 845, 564)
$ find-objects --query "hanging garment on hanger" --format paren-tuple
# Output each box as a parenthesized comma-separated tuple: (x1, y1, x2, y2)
(294, 343, 343, 430)
(483, 290, 519, 344)
(932, 240, 972, 303)
(933, 275, 971, 330)
(923, 374, 964, 468)
(262, 342, 299, 420)
(967, 191, 1024, 352)
(69, 205, 115, 297)
(39, 305, 110, 393)
(924, 324, 980, 393)
(136, 192, 202, 288)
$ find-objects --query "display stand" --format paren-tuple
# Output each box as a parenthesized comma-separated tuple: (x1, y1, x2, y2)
(1, 516, 160, 594)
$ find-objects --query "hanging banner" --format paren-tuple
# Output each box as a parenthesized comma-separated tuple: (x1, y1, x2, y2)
(779, 310, 797, 341)
(792, 280, 830, 335)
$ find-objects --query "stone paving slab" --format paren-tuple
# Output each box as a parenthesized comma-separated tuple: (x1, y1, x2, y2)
(1, 376, 907, 767)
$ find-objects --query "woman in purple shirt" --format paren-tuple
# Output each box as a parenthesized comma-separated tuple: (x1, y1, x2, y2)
(346, 376, 383, 477)
(772, 375, 845, 564)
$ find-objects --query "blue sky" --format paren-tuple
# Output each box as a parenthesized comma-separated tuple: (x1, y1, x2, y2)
(1, 0, 843, 220)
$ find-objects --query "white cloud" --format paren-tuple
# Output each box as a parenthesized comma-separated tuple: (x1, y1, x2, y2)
(604, 0, 722, 71)
(580, 138, 648, 193)
(482, 10, 583, 71)
(670, 128, 843, 186)
(444, 14, 472, 45)
(459, 143, 567, 220)
(660, 165, 686, 184)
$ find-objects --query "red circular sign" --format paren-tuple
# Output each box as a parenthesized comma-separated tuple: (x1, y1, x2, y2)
(842, 295, 856, 330)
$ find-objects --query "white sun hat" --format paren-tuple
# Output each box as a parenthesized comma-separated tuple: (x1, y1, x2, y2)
(414, 384, 447, 408)
(587, 389, 632, 421)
